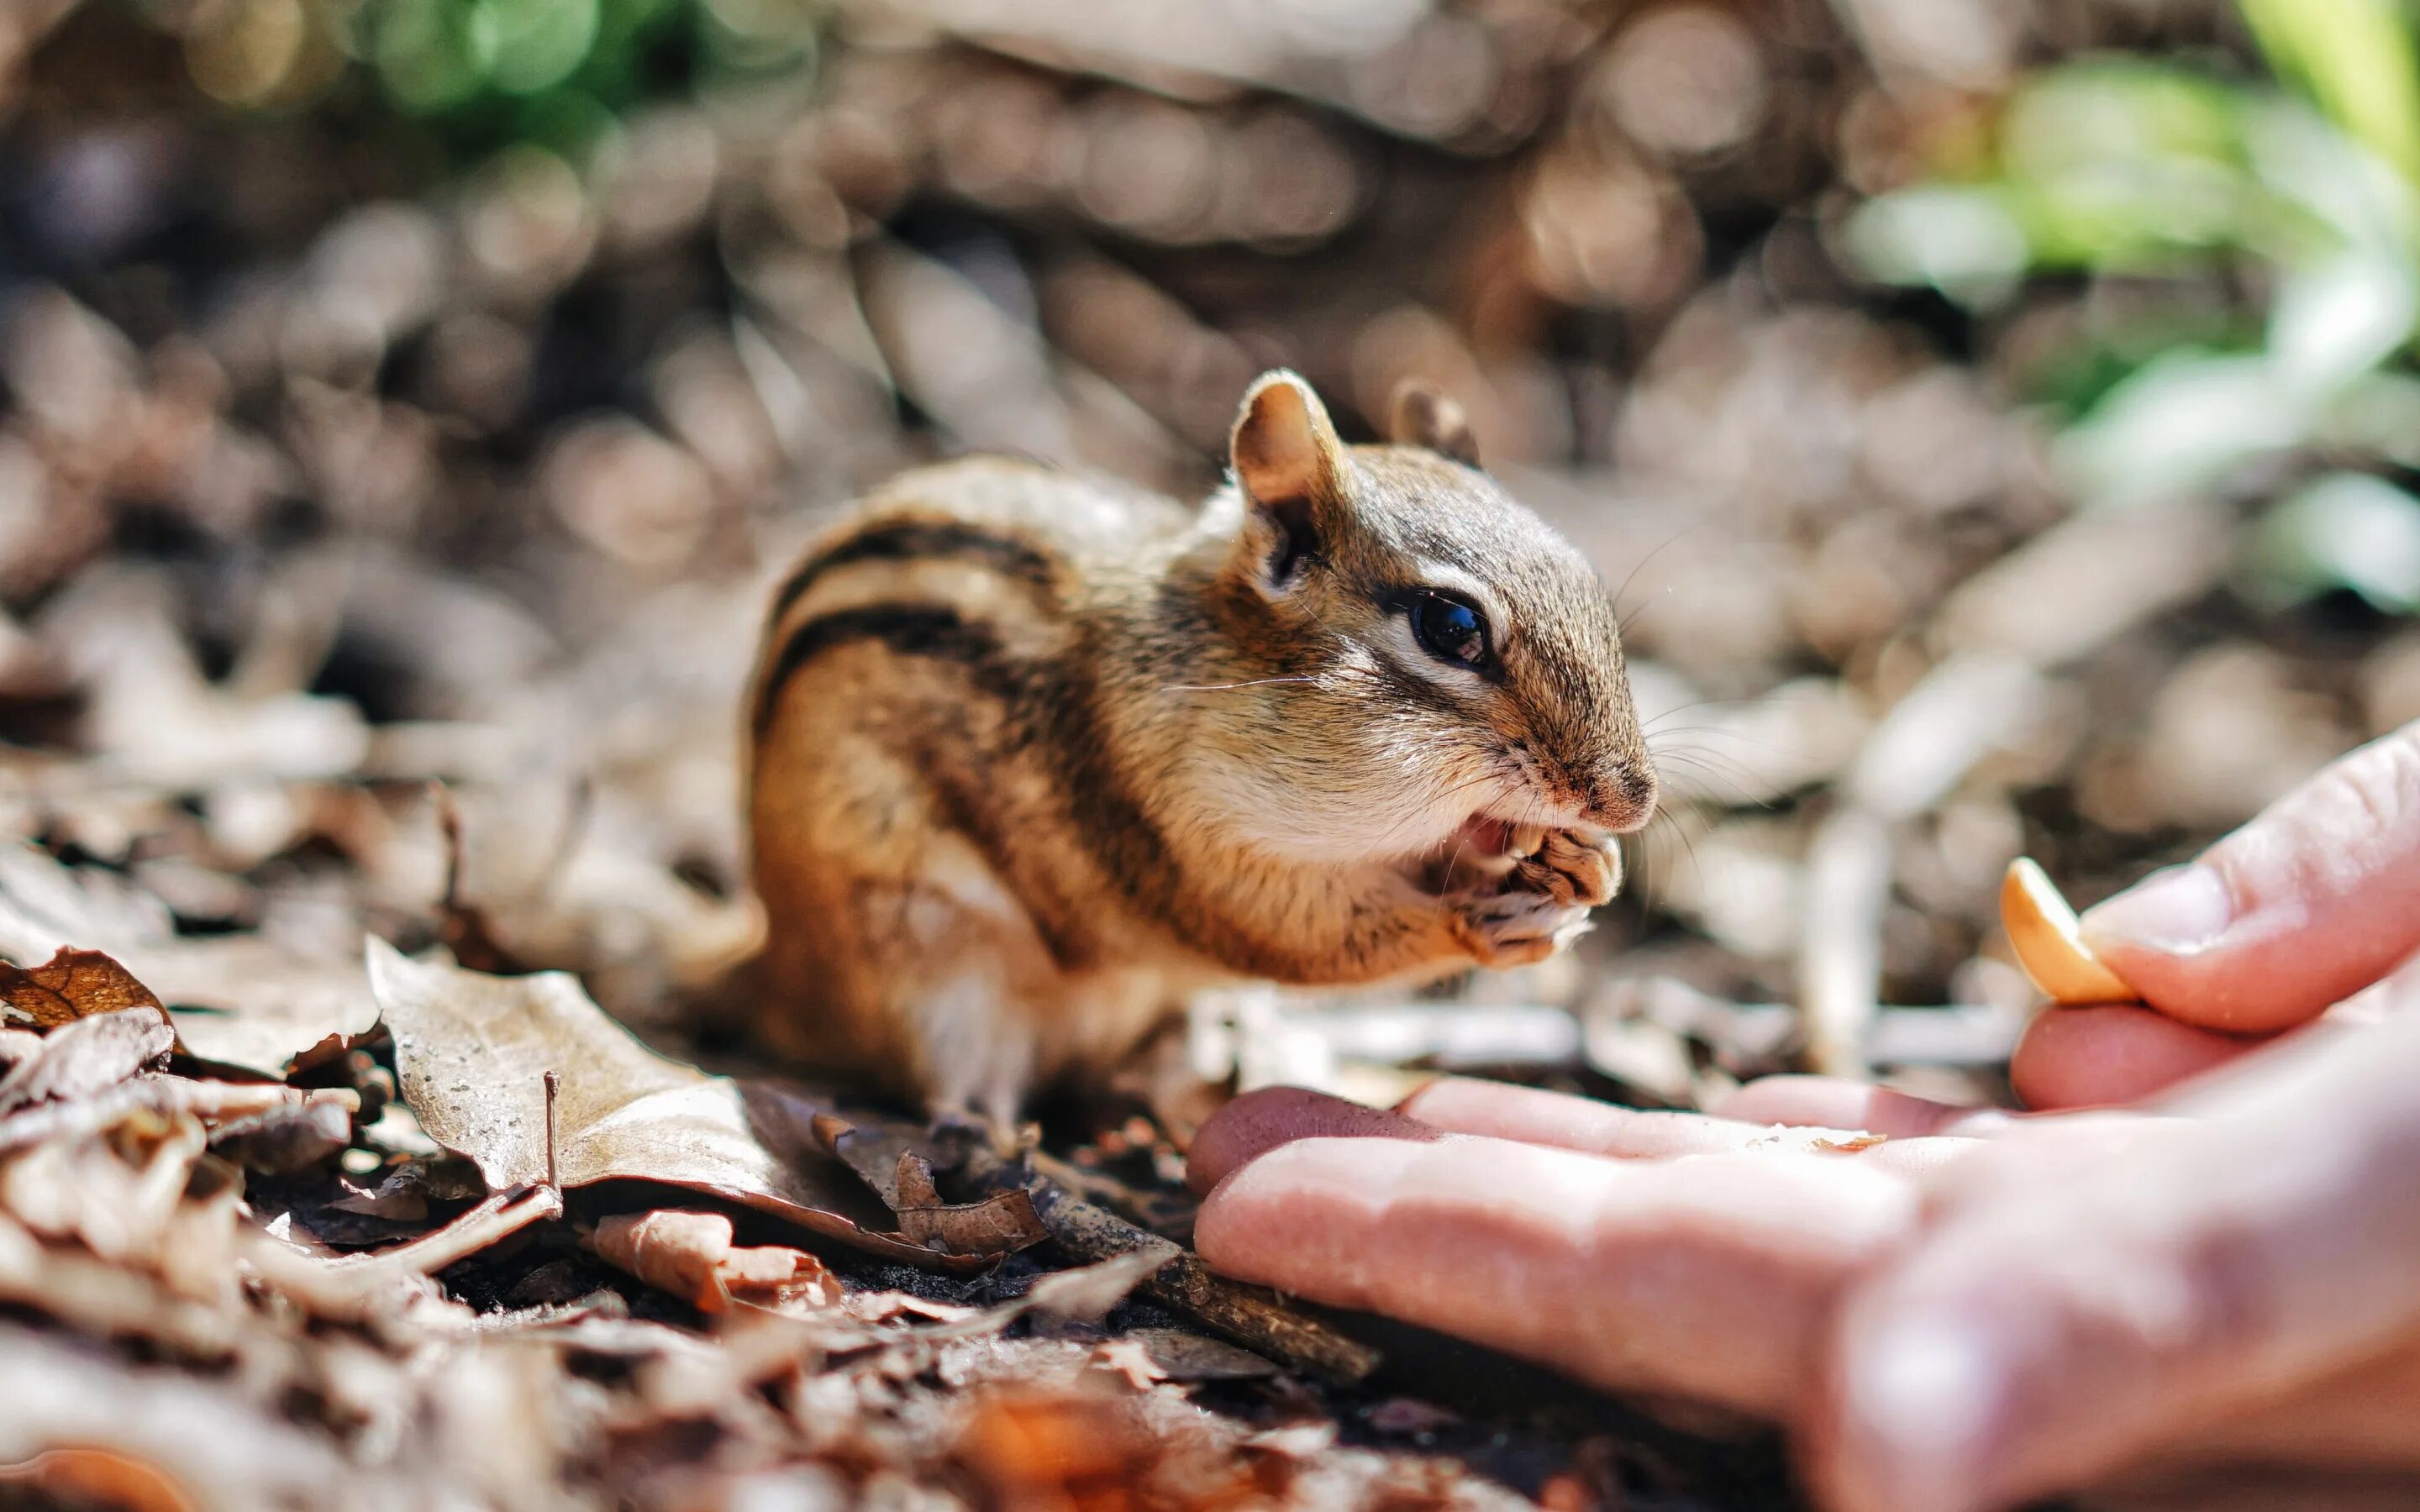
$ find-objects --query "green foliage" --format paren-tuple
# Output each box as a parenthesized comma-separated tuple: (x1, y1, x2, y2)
(1850, 0, 2420, 613)
(155, 0, 821, 162)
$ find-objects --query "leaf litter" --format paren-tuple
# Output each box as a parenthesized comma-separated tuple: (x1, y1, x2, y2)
(370, 940, 1042, 1268)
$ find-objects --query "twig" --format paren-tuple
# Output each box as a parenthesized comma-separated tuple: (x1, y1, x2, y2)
(251, 1184, 564, 1318)
(963, 1146, 1381, 1384)
(433, 780, 466, 919)
(542, 1069, 560, 1194)
(329, 1184, 563, 1275)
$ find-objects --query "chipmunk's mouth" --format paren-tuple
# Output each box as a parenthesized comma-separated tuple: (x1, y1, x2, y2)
(1402, 811, 1532, 892)
(1452, 815, 1518, 859)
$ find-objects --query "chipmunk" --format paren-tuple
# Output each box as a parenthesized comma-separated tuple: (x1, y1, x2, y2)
(744, 371, 1656, 1126)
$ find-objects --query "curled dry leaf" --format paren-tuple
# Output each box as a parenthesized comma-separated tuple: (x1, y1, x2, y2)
(588, 1209, 841, 1314)
(1809, 1132, 1890, 1154)
(2001, 858, 2139, 1006)
(0, 947, 166, 1031)
(368, 942, 1037, 1268)
(813, 1113, 1051, 1257)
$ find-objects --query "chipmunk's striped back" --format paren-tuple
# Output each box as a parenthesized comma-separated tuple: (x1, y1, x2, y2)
(745, 458, 1209, 1110)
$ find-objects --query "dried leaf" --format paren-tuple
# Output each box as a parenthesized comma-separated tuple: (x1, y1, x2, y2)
(328, 1157, 482, 1221)
(0, 1007, 173, 1113)
(205, 1095, 353, 1173)
(148, 936, 377, 1078)
(0, 947, 165, 1030)
(896, 1187, 1051, 1257)
(0, 841, 372, 1078)
(369, 941, 1034, 1268)
(847, 1290, 979, 1326)
(1810, 1132, 1890, 1153)
(1023, 1243, 1176, 1325)
(588, 1209, 840, 1314)
(0, 1447, 202, 1512)
(954, 1393, 1150, 1506)
(1089, 1338, 1166, 1392)
(813, 1111, 1050, 1255)
(1119, 1327, 1277, 1383)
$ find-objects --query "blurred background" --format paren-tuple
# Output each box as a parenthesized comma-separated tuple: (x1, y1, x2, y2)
(2, 0, 2412, 1107)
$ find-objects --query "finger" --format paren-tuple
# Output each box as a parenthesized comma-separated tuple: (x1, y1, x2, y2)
(1712, 1077, 2010, 1137)
(2008, 1005, 2266, 1110)
(2079, 724, 2420, 1033)
(1196, 1131, 1917, 1415)
(1398, 1077, 1981, 1174)
(1186, 1085, 1438, 1196)
(1402, 1076, 1814, 1158)
(1814, 1011, 2420, 1512)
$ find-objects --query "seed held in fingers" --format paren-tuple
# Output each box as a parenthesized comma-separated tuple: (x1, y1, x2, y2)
(2001, 858, 2139, 1006)
(1507, 825, 1545, 859)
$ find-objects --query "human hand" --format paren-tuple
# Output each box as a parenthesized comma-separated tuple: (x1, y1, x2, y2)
(1192, 725, 2420, 1508)
(2011, 720, 2420, 1109)
(1194, 1023, 2420, 1510)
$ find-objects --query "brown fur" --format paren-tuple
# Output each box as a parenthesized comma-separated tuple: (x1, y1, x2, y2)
(744, 373, 1655, 1122)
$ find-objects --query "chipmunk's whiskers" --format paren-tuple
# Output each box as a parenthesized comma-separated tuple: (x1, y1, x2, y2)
(1160, 675, 1323, 693)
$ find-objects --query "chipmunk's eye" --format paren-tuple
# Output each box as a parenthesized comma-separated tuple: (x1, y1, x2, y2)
(1409, 591, 1492, 669)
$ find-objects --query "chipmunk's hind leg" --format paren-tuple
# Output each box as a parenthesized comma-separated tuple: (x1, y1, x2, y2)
(907, 956, 1041, 1141)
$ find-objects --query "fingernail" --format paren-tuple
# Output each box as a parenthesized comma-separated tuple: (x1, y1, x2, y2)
(1841, 1314, 2014, 1512)
(2081, 864, 2233, 957)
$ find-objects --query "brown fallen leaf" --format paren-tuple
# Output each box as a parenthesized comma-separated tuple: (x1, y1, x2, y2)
(587, 1209, 841, 1314)
(0, 1007, 174, 1114)
(813, 1113, 1052, 1257)
(954, 1391, 1153, 1512)
(1118, 1327, 1277, 1383)
(0, 1447, 201, 1512)
(0, 947, 165, 1030)
(1810, 1133, 1890, 1154)
(1022, 1243, 1176, 1325)
(204, 1095, 353, 1173)
(368, 941, 1038, 1268)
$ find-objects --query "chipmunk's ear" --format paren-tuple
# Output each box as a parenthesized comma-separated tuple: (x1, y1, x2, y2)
(1230, 370, 1347, 588)
(1390, 381, 1479, 467)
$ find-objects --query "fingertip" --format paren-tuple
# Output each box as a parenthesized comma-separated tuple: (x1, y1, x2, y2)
(1184, 1085, 1439, 1196)
(2009, 1005, 2265, 1110)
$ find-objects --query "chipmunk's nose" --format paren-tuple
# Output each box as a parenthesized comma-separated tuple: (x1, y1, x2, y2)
(1581, 763, 1658, 833)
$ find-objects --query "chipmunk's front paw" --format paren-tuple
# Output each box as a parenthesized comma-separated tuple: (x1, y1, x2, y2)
(1447, 885, 1592, 969)
(1514, 827, 1622, 908)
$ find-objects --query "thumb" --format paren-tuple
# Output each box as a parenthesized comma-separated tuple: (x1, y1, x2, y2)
(2080, 722, 2420, 1033)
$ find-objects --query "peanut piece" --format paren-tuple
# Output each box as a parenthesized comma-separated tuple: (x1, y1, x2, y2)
(2000, 857, 2139, 1006)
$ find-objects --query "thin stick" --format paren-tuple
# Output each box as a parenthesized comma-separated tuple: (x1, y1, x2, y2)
(542, 1070, 560, 1194)
(431, 780, 466, 916)
(964, 1146, 1381, 1384)
(253, 1184, 564, 1318)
